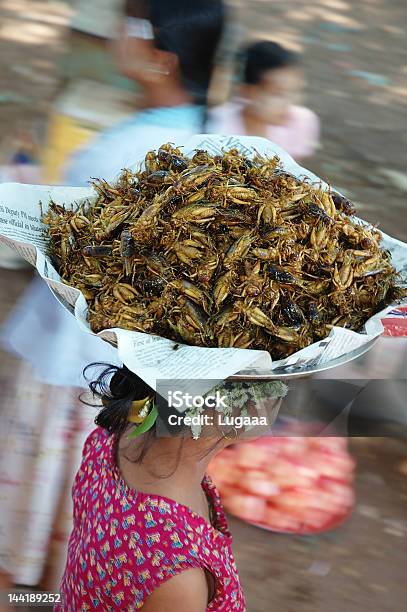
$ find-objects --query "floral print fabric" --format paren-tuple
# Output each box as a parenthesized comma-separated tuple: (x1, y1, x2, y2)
(56, 428, 245, 611)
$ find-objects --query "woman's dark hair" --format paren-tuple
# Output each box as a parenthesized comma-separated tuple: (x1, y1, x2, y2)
(84, 362, 168, 466)
(85, 363, 154, 437)
(83, 362, 223, 471)
(126, 0, 226, 104)
(243, 40, 300, 85)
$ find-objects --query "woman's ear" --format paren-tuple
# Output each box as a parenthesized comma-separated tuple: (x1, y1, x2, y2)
(113, 23, 167, 84)
(114, 32, 152, 82)
(154, 49, 179, 79)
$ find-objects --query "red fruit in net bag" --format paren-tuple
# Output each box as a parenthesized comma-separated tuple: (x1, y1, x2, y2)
(309, 437, 348, 453)
(320, 480, 355, 508)
(265, 457, 294, 477)
(209, 455, 243, 487)
(264, 506, 301, 532)
(224, 494, 267, 523)
(273, 455, 318, 477)
(217, 484, 240, 501)
(240, 470, 280, 497)
(273, 488, 316, 511)
(235, 442, 271, 469)
(209, 433, 356, 534)
(297, 508, 333, 530)
(261, 436, 309, 457)
(270, 470, 317, 490)
(216, 464, 242, 486)
(309, 451, 355, 479)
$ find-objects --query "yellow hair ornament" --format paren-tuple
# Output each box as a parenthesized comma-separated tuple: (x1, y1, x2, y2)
(128, 397, 152, 424)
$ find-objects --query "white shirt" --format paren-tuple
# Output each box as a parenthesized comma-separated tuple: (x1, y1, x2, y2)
(64, 105, 205, 186)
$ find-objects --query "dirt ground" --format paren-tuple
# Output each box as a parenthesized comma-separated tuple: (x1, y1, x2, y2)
(1, 0, 406, 237)
(1, 1, 407, 610)
(232, 437, 407, 612)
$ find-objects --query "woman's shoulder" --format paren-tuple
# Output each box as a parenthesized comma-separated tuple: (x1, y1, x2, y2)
(78, 427, 112, 469)
(134, 492, 207, 538)
(103, 493, 211, 587)
(83, 425, 109, 451)
(127, 484, 229, 556)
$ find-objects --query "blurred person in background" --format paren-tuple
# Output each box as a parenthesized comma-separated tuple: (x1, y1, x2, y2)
(0, 0, 226, 594)
(60, 0, 130, 88)
(208, 40, 320, 161)
(42, 0, 138, 186)
(64, 0, 226, 185)
(0, 0, 130, 592)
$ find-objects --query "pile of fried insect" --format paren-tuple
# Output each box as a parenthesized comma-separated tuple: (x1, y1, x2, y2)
(43, 144, 405, 360)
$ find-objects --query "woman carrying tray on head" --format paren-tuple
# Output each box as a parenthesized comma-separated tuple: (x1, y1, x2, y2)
(55, 368, 287, 610)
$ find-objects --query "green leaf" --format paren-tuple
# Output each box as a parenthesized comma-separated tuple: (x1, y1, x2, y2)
(128, 404, 158, 438)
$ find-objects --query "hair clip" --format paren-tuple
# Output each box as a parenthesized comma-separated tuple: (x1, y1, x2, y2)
(129, 396, 152, 424)
(128, 398, 158, 439)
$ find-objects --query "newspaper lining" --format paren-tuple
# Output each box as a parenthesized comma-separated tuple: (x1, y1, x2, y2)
(1, 135, 406, 391)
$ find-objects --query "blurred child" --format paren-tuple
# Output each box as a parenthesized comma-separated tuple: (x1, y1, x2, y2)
(208, 40, 320, 161)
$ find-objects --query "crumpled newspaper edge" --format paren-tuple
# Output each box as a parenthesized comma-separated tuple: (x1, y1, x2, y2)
(0, 134, 406, 389)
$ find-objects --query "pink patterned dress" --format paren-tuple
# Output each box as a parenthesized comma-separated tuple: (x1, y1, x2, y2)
(56, 428, 246, 611)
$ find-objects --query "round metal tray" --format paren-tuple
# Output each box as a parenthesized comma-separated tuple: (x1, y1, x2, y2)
(227, 337, 380, 381)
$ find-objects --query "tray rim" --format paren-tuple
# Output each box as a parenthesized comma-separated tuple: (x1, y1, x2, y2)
(227, 336, 380, 381)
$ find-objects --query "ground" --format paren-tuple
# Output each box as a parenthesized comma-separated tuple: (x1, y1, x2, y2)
(232, 437, 407, 612)
(1, 0, 406, 237)
(0, 1, 407, 610)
